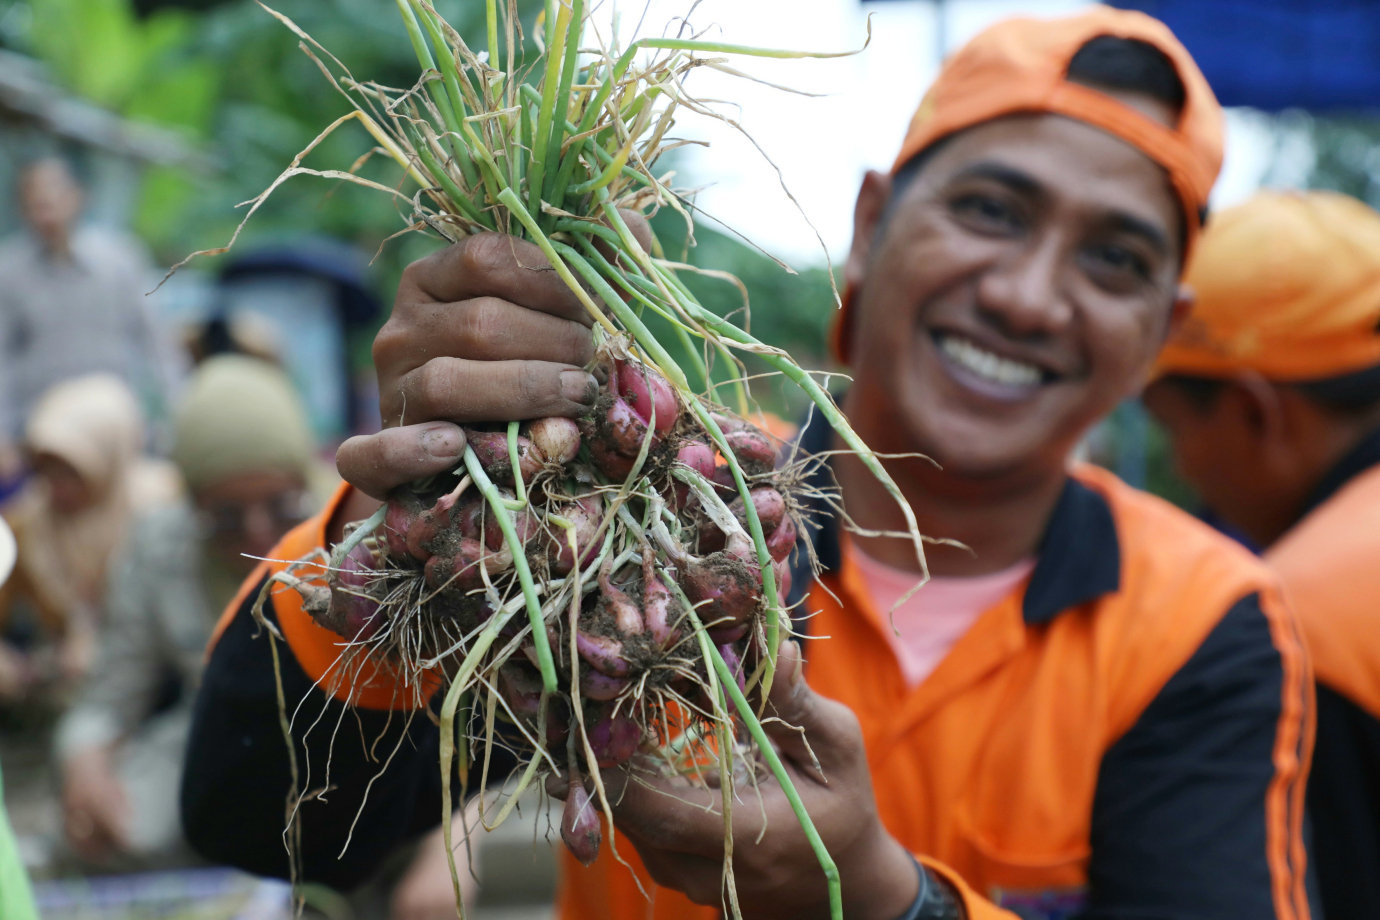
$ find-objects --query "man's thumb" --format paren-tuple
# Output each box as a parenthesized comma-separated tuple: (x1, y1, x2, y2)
(759, 640, 836, 779)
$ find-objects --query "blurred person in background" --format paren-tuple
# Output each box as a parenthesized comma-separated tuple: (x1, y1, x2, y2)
(55, 356, 473, 915)
(55, 355, 316, 866)
(1146, 190, 1380, 920)
(0, 375, 180, 707)
(0, 157, 179, 480)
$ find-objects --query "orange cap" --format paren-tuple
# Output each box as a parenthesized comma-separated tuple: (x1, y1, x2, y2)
(1156, 190, 1380, 382)
(832, 8, 1223, 364)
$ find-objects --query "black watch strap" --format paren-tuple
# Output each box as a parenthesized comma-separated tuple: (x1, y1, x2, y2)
(894, 854, 965, 920)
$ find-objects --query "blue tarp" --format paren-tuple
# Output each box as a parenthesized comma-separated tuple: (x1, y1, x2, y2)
(1109, 0, 1380, 112)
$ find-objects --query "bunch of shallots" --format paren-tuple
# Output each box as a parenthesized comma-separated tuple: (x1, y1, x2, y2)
(313, 354, 800, 866)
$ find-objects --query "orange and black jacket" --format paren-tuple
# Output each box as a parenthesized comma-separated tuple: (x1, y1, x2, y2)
(1267, 425, 1380, 920)
(182, 414, 1315, 920)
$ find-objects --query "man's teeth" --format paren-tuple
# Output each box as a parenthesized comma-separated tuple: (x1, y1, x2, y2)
(939, 335, 1042, 387)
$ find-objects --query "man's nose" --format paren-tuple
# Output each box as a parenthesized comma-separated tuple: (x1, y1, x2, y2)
(242, 503, 280, 557)
(973, 234, 1074, 339)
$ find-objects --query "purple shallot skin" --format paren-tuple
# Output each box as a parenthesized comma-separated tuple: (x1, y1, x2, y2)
(427, 538, 512, 592)
(561, 781, 601, 866)
(676, 439, 716, 478)
(324, 541, 383, 640)
(772, 557, 793, 600)
(405, 490, 459, 563)
(580, 669, 631, 701)
(587, 436, 636, 480)
(683, 546, 761, 637)
(497, 664, 568, 748)
(603, 395, 652, 458)
(669, 439, 716, 510)
(482, 497, 541, 552)
(723, 427, 776, 472)
(548, 493, 602, 576)
(576, 631, 630, 678)
(615, 359, 678, 435)
(464, 429, 541, 487)
(598, 560, 644, 635)
(641, 547, 679, 649)
(587, 711, 640, 767)
(766, 512, 798, 562)
(717, 641, 747, 695)
(383, 493, 419, 561)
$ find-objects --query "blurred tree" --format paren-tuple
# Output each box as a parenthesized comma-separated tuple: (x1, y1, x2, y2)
(649, 206, 839, 416)
(1303, 114, 1380, 207)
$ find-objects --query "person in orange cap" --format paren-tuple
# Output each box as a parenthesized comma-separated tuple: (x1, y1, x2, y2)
(184, 9, 1314, 920)
(1146, 189, 1380, 920)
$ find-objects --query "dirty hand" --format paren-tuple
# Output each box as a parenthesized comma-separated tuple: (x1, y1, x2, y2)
(337, 216, 651, 501)
(550, 641, 921, 920)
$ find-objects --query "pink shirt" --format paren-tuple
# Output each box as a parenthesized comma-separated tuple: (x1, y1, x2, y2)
(851, 546, 1036, 687)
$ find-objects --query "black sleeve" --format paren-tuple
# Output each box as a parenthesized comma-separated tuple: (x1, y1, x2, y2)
(1308, 683, 1380, 920)
(1085, 593, 1314, 920)
(180, 576, 515, 890)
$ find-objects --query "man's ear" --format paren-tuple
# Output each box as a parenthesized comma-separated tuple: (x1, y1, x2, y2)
(1231, 369, 1286, 444)
(1164, 283, 1194, 343)
(844, 171, 893, 293)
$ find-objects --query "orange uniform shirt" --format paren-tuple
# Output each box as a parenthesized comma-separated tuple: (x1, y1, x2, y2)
(557, 462, 1312, 920)
(1267, 428, 1380, 920)
(186, 448, 1313, 920)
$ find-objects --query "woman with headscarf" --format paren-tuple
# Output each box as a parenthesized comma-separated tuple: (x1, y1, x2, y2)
(0, 375, 179, 702)
(57, 355, 320, 865)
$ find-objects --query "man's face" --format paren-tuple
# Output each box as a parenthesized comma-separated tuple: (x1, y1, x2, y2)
(195, 470, 310, 574)
(20, 161, 83, 250)
(1142, 378, 1244, 516)
(844, 111, 1187, 479)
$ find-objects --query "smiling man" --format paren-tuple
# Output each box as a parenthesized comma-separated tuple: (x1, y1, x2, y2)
(183, 9, 1313, 920)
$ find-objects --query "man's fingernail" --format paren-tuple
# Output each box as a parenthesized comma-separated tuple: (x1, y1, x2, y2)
(560, 369, 599, 406)
(420, 425, 464, 459)
(783, 640, 804, 687)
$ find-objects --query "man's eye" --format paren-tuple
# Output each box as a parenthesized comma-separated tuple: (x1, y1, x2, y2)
(1086, 244, 1149, 280)
(951, 194, 1019, 232)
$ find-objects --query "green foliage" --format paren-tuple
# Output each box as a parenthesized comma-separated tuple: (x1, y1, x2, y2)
(26, 0, 195, 111)
(648, 206, 838, 416)
(1304, 115, 1380, 208)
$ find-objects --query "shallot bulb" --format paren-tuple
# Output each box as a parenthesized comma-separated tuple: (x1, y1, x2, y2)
(322, 541, 383, 640)
(683, 550, 761, 640)
(614, 359, 678, 435)
(383, 491, 422, 560)
(642, 547, 680, 649)
(547, 492, 602, 575)
(527, 417, 581, 465)
(405, 491, 460, 563)
(464, 428, 542, 487)
(576, 631, 630, 678)
(598, 560, 644, 635)
(561, 780, 601, 866)
(482, 495, 541, 551)
(587, 709, 640, 767)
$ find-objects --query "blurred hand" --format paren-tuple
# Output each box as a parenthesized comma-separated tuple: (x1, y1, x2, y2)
(390, 804, 481, 920)
(0, 642, 34, 701)
(62, 745, 130, 862)
(548, 642, 919, 920)
(337, 216, 651, 501)
(57, 606, 97, 685)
